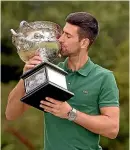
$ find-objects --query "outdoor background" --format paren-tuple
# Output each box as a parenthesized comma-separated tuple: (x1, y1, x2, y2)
(1, 1, 129, 150)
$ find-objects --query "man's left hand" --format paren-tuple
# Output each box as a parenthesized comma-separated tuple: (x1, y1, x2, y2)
(40, 97, 72, 119)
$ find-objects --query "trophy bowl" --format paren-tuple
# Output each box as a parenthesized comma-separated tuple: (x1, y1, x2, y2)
(11, 21, 62, 62)
(10, 21, 74, 111)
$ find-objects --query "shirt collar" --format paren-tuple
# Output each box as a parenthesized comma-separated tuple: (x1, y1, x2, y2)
(63, 57, 95, 77)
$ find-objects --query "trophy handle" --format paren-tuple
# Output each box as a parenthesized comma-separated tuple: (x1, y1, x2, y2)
(10, 29, 19, 36)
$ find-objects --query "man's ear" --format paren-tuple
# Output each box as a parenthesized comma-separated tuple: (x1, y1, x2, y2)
(80, 38, 90, 49)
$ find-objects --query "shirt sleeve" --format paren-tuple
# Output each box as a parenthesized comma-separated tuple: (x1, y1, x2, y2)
(98, 72, 119, 108)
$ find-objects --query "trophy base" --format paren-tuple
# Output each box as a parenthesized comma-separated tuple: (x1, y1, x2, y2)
(21, 81, 73, 111)
(21, 61, 74, 111)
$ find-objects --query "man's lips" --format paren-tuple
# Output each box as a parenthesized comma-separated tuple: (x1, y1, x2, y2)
(61, 45, 66, 51)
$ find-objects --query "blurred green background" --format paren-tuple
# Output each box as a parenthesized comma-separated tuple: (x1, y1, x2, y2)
(1, 1, 129, 150)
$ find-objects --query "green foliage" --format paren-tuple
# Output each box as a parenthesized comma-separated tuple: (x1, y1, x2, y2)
(1, 1, 129, 150)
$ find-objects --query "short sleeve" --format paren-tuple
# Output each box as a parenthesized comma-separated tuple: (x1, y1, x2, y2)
(98, 72, 119, 108)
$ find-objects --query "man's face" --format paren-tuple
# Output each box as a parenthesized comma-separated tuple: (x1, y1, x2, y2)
(58, 22, 82, 57)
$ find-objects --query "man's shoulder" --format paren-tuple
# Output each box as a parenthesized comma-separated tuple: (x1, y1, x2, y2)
(90, 63, 117, 84)
(94, 64, 113, 76)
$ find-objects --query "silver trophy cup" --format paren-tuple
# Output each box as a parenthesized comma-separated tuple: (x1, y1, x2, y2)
(10, 21, 74, 111)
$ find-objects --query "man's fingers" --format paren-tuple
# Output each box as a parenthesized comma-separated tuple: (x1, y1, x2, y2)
(27, 60, 42, 65)
(45, 97, 59, 104)
(40, 104, 57, 113)
(23, 55, 42, 73)
(40, 100, 55, 108)
(24, 64, 35, 70)
(30, 55, 42, 62)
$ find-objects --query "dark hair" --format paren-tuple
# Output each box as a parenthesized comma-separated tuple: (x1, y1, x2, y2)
(66, 12, 99, 46)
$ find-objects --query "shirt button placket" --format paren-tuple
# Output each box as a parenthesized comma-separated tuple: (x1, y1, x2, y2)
(67, 82, 71, 90)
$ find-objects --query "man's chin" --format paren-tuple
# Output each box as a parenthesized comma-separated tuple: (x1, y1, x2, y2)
(60, 51, 68, 57)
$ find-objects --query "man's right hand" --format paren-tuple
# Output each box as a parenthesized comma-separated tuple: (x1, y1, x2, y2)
(23, 54, 43, 73)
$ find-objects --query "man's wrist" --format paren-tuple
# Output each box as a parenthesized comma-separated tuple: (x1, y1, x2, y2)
(67, 108, 77, 121)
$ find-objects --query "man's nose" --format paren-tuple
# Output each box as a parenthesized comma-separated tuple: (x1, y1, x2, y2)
(58, 34, 64, 43)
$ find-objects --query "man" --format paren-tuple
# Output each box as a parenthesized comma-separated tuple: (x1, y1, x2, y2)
(6, 12, 119, 150)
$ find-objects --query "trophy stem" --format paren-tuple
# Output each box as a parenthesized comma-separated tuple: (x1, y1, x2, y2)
(36, 48, 48, 62)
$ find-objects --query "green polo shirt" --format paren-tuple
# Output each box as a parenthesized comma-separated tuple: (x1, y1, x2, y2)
(44, 57, 119, 150)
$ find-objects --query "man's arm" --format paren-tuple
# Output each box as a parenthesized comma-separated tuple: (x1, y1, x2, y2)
(74, 106, 119, 139)
(5, 79, 30, 120)
(39, 72, 119, 139)
(5, 54, 42, 120)
(40, 98, 119, 139)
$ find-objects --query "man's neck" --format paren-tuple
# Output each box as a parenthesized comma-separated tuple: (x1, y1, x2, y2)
(67, 54, 88, 71)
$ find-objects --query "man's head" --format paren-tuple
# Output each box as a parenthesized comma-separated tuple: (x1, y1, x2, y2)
(66, 12, 99, 45)
(59, 12, 99, 57)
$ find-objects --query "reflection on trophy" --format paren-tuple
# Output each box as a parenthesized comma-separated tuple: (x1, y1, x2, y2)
(10, 21, 74, 111)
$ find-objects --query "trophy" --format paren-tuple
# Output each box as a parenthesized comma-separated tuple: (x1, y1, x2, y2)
(10, 21, 74, 111)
